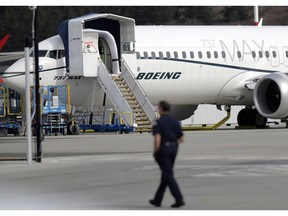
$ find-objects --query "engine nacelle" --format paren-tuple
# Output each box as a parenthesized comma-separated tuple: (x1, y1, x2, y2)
(253, 72, 288, 119)
(170, 105, 198, 121)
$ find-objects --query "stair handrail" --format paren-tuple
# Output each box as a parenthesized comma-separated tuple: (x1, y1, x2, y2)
(97, 60, 133, 127)
(120, 58, 157, 123)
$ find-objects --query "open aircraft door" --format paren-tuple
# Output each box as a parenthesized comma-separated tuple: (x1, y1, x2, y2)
(57, 13, 135, 77)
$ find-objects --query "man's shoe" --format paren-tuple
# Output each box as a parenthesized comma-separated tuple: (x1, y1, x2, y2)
(171, 200, 185, 208)
(149, 199, 161, 207)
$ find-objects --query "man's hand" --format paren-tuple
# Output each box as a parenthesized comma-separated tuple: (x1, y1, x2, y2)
(178, 136, 184, 144)
(154, 133, 161, 152)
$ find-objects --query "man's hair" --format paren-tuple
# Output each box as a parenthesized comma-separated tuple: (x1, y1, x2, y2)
(159, 100, 171, 112)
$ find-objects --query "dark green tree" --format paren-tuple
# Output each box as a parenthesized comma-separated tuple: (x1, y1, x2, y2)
(1, 7, 32, 51)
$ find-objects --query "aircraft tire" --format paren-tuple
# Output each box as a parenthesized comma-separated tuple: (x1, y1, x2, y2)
(237, 109, 250, 126)
(251, 109, 267, 128)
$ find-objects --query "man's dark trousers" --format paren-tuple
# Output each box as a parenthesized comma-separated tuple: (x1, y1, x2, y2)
(153, 143, 183, 203)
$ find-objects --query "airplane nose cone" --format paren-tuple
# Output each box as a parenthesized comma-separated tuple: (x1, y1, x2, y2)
(2, 58, 30, 93)
(5, 58, 27, 73)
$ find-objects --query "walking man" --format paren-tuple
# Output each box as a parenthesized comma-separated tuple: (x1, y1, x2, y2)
(149, 100, 185, 208)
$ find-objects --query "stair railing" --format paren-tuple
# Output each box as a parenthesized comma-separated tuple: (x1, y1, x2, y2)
(121, 58, 157, 123)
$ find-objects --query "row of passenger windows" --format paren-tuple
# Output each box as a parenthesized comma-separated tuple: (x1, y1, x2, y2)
(136, 50, 285, 60)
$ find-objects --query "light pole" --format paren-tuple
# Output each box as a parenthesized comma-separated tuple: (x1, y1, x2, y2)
(30, 6, 42, 163)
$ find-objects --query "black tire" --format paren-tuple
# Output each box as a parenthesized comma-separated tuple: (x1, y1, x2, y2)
(0, 128, 8, 137)
(70, 124, 79, 135)
(237, 109, 250, 126)
(252, 109, 267, 128)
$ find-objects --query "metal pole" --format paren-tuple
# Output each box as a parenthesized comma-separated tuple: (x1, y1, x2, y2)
(254, 6, 259, 25)
(32, 7, 42, 163)
(25, 35, 32, 165)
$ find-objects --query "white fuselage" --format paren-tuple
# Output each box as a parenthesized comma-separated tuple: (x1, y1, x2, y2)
(4, 25, 288, 111)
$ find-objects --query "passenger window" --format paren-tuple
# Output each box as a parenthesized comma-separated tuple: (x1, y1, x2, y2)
(259, 51, 263, 58)
(182, 51, 187, 59)
(174, 51, 178, 59)
(198, 51, 203, 59)
(221, 51, 226, 58)
(144, 52, 148, 59)
(190, 51, 194, 59)
(151, 52, 156, 59)
(237, 51, 241, 58)
(136, 52, 141, 59)
(214, 51, 218, 59)
(207, 51, 211, 59)
(159, 52, 163, 59)
(166, 51, 171, 59)
(286, 51, 288, 58)
(272, 51, 277, 58)
(265, 51, 269, 58)
(252, 51, 256, 58)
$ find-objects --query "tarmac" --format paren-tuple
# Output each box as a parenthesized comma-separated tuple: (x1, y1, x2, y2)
(1, 125, 288, 210)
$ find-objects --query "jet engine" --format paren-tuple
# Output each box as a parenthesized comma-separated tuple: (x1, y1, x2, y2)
(253, 72, 288, 119)
(170, 105, 198, 121)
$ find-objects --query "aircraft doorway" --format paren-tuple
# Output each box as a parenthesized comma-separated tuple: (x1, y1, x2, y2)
(99, 38, 112, 73)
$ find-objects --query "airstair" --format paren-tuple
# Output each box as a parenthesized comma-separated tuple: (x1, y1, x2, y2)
(97, 59, 157, 132)
(64, 13, 158, 132)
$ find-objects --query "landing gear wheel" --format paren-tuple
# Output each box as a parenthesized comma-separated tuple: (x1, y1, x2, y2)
(237, 109, 250, 126)
(251, 109, 267, 128)
(237, 109, 267, 128)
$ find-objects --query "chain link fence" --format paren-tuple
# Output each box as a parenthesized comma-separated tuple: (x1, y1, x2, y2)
(0, 57, 36, 163)
(0, 137, 36, 162)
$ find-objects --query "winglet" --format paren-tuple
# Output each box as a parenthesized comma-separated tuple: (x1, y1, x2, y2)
(0, 34, 11, 50)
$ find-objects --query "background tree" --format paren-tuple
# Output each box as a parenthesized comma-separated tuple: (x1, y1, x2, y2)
(0, 6, 288, 52)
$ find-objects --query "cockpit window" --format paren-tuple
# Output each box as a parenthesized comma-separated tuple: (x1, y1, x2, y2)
(49, 50, 57, 59)
(29, 49, 65, 59)
(29, 50, 48, 57)
(48, 50, 65, 59)
(58, 50, 65, 59)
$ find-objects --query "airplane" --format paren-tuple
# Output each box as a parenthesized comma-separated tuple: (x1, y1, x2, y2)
(0, 34, 10, 51)
(2, 13, 288, 129)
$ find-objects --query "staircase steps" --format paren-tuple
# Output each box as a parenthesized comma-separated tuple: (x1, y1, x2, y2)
(114, 75, 152, 132)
